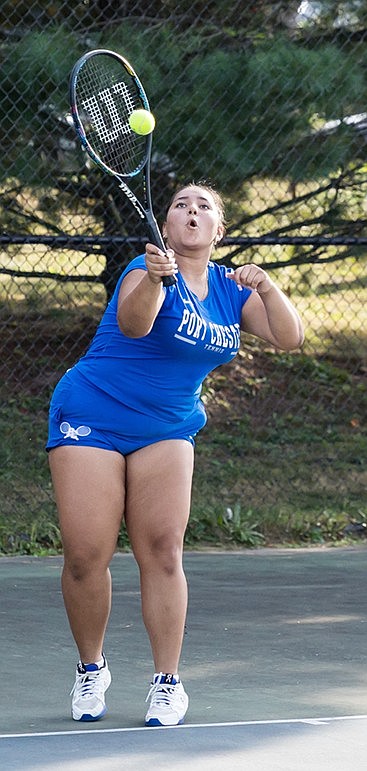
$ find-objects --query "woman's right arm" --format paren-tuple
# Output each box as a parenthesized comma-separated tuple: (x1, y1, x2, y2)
(117, 245, 176, 338)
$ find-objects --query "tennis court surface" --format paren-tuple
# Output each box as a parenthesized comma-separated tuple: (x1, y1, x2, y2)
(1, 547, 367, 769)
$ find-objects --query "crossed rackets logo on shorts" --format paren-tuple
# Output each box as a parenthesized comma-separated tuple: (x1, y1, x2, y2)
(59, 421, 92, 441)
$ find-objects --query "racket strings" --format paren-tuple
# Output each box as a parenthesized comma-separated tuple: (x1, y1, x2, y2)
(75, 57, 148, 177)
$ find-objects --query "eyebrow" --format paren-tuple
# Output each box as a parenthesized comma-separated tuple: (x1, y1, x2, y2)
(174, 195, 212, 204)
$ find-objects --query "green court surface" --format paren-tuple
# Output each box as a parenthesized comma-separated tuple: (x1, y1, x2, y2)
(1, 547, 367, 769)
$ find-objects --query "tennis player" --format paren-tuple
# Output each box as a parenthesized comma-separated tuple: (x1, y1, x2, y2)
(47, 182, 304, 726)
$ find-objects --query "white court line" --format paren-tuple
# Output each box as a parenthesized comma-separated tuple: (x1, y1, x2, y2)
(1, 714, 367, 740)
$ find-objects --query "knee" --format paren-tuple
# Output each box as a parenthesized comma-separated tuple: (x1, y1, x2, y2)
(63, 547, 107, 582)
(140, 534, 184, 576)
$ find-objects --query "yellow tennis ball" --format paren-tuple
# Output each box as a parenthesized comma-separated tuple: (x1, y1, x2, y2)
(128, 109, 155, 136)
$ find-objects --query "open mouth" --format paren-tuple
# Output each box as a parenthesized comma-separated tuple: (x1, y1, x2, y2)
(188, 218, 198, 228)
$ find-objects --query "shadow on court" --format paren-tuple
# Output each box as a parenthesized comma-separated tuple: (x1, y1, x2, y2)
(1, 547, 367, 769)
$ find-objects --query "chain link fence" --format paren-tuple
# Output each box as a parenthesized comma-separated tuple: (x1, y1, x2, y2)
(0, 1, 366, 548)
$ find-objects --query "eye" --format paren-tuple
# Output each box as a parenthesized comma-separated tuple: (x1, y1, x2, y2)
(200, 203, 210, 210)
(175, 202, 186, 208)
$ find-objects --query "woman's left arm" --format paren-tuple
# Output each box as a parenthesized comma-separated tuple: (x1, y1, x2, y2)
(228, 264, 304, 351)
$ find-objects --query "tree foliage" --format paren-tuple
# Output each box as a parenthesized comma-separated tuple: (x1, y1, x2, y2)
(0, 2, 367, 288)
(1, 22, 367, 189)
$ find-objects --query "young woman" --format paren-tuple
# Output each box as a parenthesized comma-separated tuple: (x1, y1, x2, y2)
(47, 183, 304, 726)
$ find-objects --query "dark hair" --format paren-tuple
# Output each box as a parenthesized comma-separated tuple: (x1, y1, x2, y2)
(167, 181, 226, 228)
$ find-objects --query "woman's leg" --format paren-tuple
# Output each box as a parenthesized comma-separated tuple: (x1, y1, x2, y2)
(49, 445, 126, 664)
(125, 439, 194, 674)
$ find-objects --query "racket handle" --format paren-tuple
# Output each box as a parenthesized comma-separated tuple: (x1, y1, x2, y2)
(162, 274, 177, 287)
(146, 214, 177, 287)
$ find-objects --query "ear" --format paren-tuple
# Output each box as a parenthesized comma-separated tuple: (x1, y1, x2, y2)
(215, 225, 225, 244)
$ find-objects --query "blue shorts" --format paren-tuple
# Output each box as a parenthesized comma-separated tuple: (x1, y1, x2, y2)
(46, 369, 202, 455)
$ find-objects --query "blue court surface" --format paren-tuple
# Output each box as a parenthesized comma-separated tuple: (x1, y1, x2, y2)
(1, 547, 367, 769)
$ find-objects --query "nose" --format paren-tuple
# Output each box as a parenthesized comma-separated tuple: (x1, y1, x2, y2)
(188, 202, 198, 215)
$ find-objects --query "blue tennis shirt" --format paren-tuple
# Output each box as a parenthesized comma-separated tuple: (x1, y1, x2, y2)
(74, 256, 252, 428)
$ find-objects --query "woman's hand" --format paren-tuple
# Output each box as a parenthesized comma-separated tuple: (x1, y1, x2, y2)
(117, 245, 177, 337)
(231, 264, 304, 350)
(227, 264, 273, 294)
(145, 244, 177, 284)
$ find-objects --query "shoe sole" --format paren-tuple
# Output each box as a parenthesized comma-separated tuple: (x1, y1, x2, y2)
(145, 716, 185, 727)
(75, 706, 108, 722)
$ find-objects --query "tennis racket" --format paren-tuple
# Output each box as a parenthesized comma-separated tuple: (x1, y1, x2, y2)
(69, 48, 176, 287)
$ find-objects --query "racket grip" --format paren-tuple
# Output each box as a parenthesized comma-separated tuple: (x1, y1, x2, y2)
(146, 215, 177, 287)
(162, 274, 177, 287)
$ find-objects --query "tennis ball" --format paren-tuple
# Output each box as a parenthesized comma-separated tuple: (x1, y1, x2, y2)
(128, 109, 155, 136)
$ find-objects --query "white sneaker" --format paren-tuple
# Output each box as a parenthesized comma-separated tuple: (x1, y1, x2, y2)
(145, 673, 189, 726)
(70, 655, 111, 721)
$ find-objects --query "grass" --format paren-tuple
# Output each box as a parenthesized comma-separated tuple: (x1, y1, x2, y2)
(187, 347, 367, 548)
